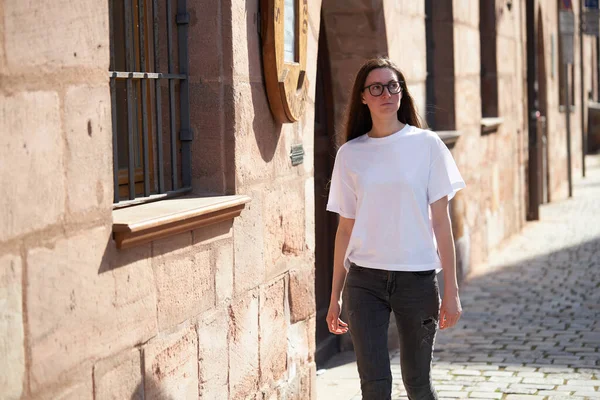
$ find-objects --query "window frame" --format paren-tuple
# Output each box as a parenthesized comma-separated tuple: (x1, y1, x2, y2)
(479, 0, 500, 120)
(109, 0, 192, 206)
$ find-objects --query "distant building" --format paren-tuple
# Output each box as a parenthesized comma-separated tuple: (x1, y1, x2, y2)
(1, 1, 597, 399)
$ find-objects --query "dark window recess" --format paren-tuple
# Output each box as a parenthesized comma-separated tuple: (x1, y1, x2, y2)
(109, 0, 191, 204)
(480, 0, 499, 118)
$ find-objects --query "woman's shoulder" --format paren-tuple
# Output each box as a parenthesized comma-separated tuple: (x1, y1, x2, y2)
(409, 125, 438, 139)
(336, 134, 368, 154)
(410, 126, 447, 145)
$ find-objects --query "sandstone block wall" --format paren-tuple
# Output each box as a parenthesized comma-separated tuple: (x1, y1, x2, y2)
(2, 0, 596, 398)
(447, 0, 529, 270)
(0, 0, 319, 399)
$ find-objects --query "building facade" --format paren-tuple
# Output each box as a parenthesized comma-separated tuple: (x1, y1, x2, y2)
(1, 0, 597, 399)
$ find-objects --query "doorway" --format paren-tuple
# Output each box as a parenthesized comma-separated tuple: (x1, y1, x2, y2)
(313, 16, 339, 367)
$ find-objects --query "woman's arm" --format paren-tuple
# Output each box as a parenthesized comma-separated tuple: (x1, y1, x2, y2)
(430, 196, 462, 330)
(326, 216, 355, 335)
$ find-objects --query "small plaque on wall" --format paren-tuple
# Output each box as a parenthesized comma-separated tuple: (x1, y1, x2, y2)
(290, 144, 304, 166)
(261, 0, 309, 123)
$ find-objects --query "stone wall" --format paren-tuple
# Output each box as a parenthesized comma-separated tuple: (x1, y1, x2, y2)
(2, 0, 598, 398)
(0, 0, 319, 399)
(383, 1, 428, 128)
(447, 0, 529, 272)
(537, 1, 585, 200)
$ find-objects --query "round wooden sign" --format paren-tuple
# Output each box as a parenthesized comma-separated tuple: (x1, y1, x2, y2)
(261, 0, 309, 123)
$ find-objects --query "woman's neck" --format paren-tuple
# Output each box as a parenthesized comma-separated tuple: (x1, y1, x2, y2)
(368, 117, 405, 138)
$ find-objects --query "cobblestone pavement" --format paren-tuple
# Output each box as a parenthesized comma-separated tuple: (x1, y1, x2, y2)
(316, 153, 600, 400)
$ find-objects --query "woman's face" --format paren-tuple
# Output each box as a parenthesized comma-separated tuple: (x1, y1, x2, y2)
(361, 67, 402, 117)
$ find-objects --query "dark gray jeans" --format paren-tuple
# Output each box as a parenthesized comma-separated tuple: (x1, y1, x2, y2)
(343, 263, 440, 400)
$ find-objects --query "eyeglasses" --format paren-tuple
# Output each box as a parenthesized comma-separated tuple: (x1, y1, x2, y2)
(363, 81, 402, 97)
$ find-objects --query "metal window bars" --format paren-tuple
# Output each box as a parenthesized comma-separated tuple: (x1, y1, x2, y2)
(109, 0, 192, 205)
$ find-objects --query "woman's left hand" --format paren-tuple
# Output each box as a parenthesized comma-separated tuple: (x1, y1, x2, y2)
(439, 291, 462, 330)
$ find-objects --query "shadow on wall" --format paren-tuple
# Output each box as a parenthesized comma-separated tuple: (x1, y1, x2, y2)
(131, 377, 175, 400)
(98, 217, 197, 275)
(247, 1, 283, 164)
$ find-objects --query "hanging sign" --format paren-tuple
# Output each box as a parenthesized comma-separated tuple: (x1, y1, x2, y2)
(261, 0, 309, 124)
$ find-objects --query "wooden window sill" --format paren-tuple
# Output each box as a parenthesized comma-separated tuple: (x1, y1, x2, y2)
(436, 130, 462, 149)
(481, 117, 504, 135)
(112, 194, 251, 249)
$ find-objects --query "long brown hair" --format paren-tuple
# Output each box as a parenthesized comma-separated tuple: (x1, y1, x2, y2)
(343, 58, 423, 143)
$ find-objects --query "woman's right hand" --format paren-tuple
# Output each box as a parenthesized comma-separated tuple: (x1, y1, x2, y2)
(326, 300, 349, 335)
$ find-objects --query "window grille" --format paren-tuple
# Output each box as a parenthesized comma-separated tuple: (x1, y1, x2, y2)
(109, 0, 192, 205)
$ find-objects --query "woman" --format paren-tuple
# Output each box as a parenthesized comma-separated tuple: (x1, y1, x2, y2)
(326, 57, 465, 400)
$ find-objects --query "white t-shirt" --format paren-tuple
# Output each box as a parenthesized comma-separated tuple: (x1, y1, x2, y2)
(326, 124, 465, 271)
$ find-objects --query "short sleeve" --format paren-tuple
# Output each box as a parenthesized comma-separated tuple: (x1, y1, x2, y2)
(326, 148, 357, 219)
(427, 138, 466, 204)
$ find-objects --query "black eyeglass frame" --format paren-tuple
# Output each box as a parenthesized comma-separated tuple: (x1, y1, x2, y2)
(363, 80, 403, 97)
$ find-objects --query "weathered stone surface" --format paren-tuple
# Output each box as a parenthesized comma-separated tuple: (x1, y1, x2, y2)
(197, 308, 229, 398)
(300, 364, 314, 400)
(453, 0, 479, 27)
(0, 91, 64, 241)
(233, 189, 265, 294)
(307, 316, 316, 362)
(0, 254, 24, 400)
(94, 349, 143, 400)
(304, 177, 316, 253)
(64, 85, 112, 217)
(152, 233, 214, 330)
(0, 24, 6, 75)
(229, 291, 259, 399)
(189, 81, 227, 194)
(279, 364, 313, 400)
(192, 220, 233, 246)
(144, 325, 198, 400)
(188, 0, 220, 80)
(453, 78, 481, 129)
(497, 36, 518, 76)
(386, 8, 427, 82)
(27, 226, 157, 390)
(271, 123, 299, 179)
(288, 319, 310, 378)
(215, 242, 234, 303)
(453, 24, 480, 76)
(234, 82, 278, 186)
(4, 0, 109, 69)
(264, 182, 306, 280)
(289, 268, 316, 323)
(406, 81, 427, 125)
(231, 0, 262, 83)
(260, 278, 288, 385)
(53, 378, 93, 400)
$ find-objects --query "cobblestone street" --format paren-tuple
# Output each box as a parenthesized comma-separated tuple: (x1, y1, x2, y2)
(316, 154, 600, 400)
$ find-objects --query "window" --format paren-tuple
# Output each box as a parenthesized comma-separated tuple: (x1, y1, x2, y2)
(557, 0, 575, 108)
(109, 0, 191, 205)
(480, 0, 499, 118)
(425, 0, 457, 131)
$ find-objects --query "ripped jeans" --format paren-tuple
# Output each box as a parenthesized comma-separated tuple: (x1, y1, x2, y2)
(343, 263, 440, 400)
